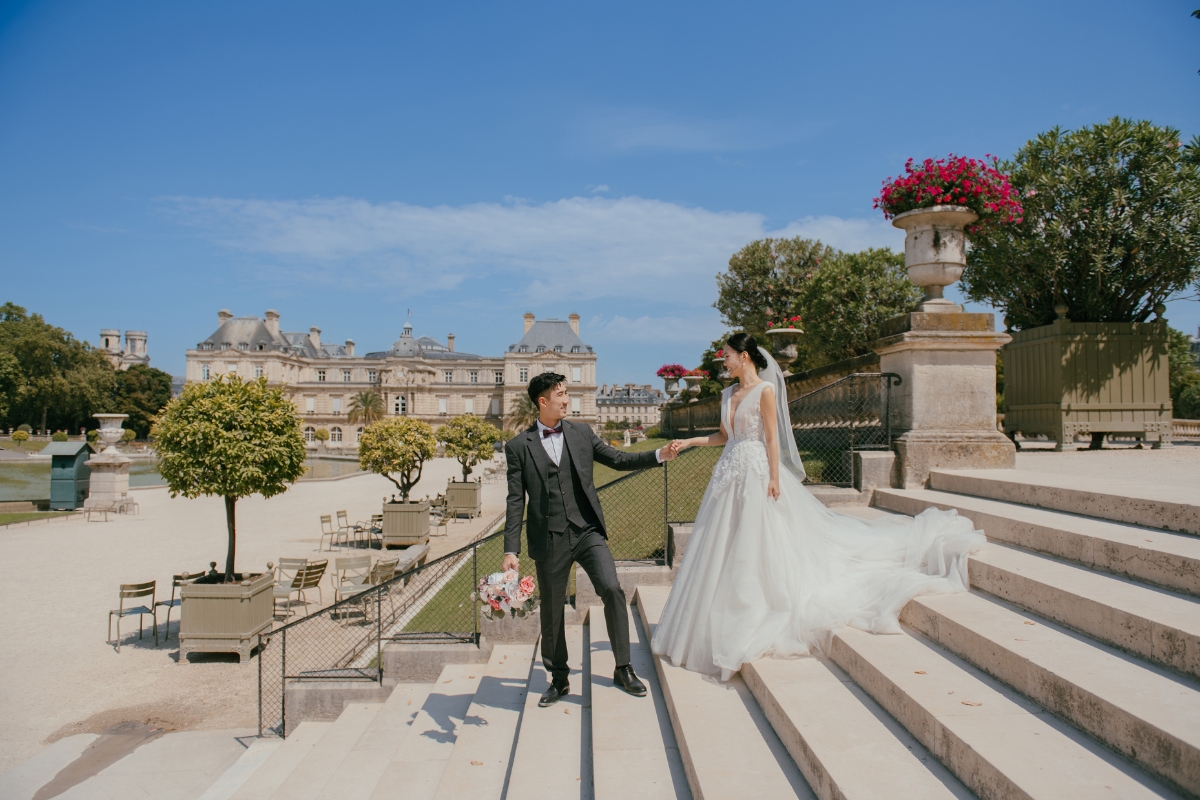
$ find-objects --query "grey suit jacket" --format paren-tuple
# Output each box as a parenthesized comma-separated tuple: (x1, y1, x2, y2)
(503, 419, 660, 561)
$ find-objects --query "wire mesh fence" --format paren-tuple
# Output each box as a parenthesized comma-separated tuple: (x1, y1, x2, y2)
(789, 373, 900, 486)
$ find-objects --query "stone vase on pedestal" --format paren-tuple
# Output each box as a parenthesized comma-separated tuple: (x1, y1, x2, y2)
(84, 413, 132, 511)
(764, 327, 804, 374)
(891, 206, 978, 313)
(682, 375, 703, 403)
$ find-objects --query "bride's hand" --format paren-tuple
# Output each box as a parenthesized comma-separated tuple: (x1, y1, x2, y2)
(767, 478, 780, 501)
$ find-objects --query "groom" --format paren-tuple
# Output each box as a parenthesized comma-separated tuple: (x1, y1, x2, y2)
(503, 372, 675, 707)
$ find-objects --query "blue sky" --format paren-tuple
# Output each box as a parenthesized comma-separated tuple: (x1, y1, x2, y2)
(1, 0, 1198, 384)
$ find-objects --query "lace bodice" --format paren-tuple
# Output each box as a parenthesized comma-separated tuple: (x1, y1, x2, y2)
(710, 382, 771, 494)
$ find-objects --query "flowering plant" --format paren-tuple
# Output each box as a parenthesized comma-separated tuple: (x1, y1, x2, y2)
(656, 364, 687, 379)
(473, 570, 537, 620)
(874, 155, 1023, 232)
(766, 315, 803, 330)
(684, 368, 710, 378)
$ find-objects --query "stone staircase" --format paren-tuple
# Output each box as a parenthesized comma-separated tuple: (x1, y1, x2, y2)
(14, 468, 1200, 799)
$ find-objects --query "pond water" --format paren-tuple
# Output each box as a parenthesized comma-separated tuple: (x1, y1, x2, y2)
(0, 456, 361, 501)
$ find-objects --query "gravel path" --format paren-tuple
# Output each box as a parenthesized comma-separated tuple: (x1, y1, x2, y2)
(0, 457, 507, 772)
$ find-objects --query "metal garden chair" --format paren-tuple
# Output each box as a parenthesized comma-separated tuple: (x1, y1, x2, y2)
(108, 581, 157, 651)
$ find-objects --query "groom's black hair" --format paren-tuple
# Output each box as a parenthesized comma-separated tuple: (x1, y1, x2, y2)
(528, 372, 567, 405)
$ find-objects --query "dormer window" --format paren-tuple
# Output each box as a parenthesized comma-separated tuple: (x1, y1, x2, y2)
(239, 343, 248, 350)
(554, 345, 563, 353)
(221, 343, 230, 350)
(257, 344, 265, 351)
(571, 346, 581, 353)
(519, 345, 528, 353)
(536, 346, 546, 353)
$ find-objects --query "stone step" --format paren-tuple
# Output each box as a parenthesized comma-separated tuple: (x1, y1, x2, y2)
(506, 625, 588, 798)
(830, 626, 1182, 799)
(874, 488, 1200, 597)
(902, 590, 1200, 796)
(433, 643, 536, 799)
(310, 682, 435, 800)
(270, 702, 383, 799)
(967, 542, 1200, 679)
(0, 734, 98, 800)
(196, 738, 282, 800)
(634, 585, 813, 800)
(927, 468, 1200, 535)
(589, 604, 690, 799)
(229, 721, 333, 800)
(366, 664, 485, 800)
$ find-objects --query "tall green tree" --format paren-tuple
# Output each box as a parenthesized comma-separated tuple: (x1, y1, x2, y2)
(1168, 326, 1200, 419)
(347, 390, 385, 425)
(112, 364, 173, 439)
(438, 414, 502, 481)
(963, 118, 1200, 330)
(153, 376, 307, 581)
(714, 238, 834, 338)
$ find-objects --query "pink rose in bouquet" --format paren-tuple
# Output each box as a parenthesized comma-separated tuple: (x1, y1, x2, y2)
(474, 570, 538, 620)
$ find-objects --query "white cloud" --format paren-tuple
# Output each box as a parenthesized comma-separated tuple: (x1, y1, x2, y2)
(163, 194, 901, 305)
(585, 312, 725, 345)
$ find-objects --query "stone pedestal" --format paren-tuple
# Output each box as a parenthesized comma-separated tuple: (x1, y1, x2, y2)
(872, 312, 1015, 488)
(84, 449, 131, 509)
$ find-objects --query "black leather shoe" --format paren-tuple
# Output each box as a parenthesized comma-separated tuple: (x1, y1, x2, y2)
(539, 681, 569, 707)
(613, 665, 647, 697)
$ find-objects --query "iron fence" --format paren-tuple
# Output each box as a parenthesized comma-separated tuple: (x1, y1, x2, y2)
(258, 377, 898, 736)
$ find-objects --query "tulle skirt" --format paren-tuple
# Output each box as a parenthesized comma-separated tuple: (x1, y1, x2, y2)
(650, 446, 984, 681)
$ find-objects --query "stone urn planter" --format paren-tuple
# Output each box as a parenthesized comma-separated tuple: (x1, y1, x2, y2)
(764, 327, 804, 374)
(84, 413, 131, 512)
(446, 478, 482, 519)
(891, 206, 979, 313)
(179, 571, 273, 664)
(1002, 309, 1172, 450)
(681, 375, 703, 403)
(382, 499, 430, 548)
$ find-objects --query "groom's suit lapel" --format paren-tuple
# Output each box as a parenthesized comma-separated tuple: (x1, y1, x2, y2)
(524, 426, 550, 483)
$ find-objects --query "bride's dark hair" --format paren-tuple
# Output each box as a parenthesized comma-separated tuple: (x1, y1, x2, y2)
(725, 333, 769, 371)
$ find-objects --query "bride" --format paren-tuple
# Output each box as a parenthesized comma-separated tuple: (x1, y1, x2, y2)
(651, 333, 984, 680)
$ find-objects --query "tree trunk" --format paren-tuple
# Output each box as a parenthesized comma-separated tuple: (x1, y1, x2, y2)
(224, 495, 237, 581)
(40, 406, 47, 436)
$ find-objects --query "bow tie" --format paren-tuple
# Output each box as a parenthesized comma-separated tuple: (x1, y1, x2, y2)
(542, 424, 563, 438)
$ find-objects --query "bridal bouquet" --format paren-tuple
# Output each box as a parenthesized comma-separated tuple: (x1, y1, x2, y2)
(473, 570, 537, 620)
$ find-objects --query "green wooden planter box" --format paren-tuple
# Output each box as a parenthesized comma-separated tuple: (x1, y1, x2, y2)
(446, 479, 482, 519)
(382, 500, 430, 548)
(1003, 319, 1172, 449)
(179, 572, 274, 664)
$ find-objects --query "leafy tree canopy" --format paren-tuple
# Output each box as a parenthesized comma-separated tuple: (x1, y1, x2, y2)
(963, 118, 1200, 329)
(358, 417, 437, 501)
(714, 238, 834, 339)
(438, 414, 502, 481)
(153, 376, 307, 580)
(113, 364, 173, 439)
(1168, 326, 1200, 419)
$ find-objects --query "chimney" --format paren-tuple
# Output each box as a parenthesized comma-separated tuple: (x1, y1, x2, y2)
(524, 312, 535, 334)
(218, 309, 233, 327)
(447, 333, 455, 352)
(309, 326, 321, 350)
(264, 309, 280, 336)
(345, 339, 355, 357)
(569, 313, 580, 335)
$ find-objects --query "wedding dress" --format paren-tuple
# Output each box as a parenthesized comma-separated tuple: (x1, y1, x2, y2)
(651, 353, 985, 681)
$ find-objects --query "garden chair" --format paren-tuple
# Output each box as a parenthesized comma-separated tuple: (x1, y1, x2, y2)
(118, 493, 140, 515)
(272, 558, 308, 617)
(108, 581, 157, 651)
(355, 514, 384, 548)
(335, 510, 356, 548)
(333, 556, 373, 603)
(287, 559, 328, 615)
(87, 500, 120, 522)
(369, 557, 401, 619)
(154, 572, 199, 640)
(318, 515, 337, 551)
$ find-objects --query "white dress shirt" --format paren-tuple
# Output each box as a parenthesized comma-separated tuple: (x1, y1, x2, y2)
(505, 420, 664, 557)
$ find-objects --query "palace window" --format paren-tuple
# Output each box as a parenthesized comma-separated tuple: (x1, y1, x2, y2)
(444, 370, 454, 383)
(332, 397, 342, 414)
(519, 367, 528, 382)
(494, 370, 503, 384)
(536, 345, 545, 353)
(554, 345, 562, 353)
(571, 346, 581, 353)
(394, 396, 406, 415)
(438, 398, 448, 415)
(254, 364, 263, 379)
(330, 426, 342, 442)
(342, 370, 351, 382)
(368, 370, 377, 383)
(464, 397, 475, 415)
(221, 343, 230, 350)
(469, 370, 478, 384)
(572, 367, 581, 383)
(305, 397, 315, 413)
(571, 397, 581, 416)
(239, 343, 248, 350)
(519, 345, 528, 353)
(304, 426, 315, 442)
(257, 344, 265, 351)
(355, 427, 364, 443)
(317, 369, 326, 382)
(490, 398, 500, 416)
(201, 364, 210, 380)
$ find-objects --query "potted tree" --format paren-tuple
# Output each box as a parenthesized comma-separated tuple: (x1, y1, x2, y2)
(437, 414, 501, 519)
(961, 119, 1200, 449)
(358, 417, 437, 547)
(153, 376, 307, 664)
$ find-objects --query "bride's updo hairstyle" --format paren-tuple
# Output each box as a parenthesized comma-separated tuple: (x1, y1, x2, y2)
(726, 333, 769, 371)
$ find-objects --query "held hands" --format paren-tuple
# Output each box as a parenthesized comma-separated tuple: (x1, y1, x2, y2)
(767, 478, 780, 501)
(665, 439, 691, 458)
(502, 553, 519, 572)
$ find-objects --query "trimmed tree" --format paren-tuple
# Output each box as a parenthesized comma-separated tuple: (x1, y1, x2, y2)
(963, 118, 1200, 330)
(152, 376, 307, 582)
(11, 429, 28, 447)
(358, 417, 437, 501)
(438, 414, 502, 482)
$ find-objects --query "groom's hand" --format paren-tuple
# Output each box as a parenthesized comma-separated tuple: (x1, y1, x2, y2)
(502, 553, 519, 572)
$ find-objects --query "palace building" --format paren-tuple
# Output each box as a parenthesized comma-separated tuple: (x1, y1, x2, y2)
(595, 383, 667, 428)
(184, 310, 599, 446)
(99, 329, 150, 370)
